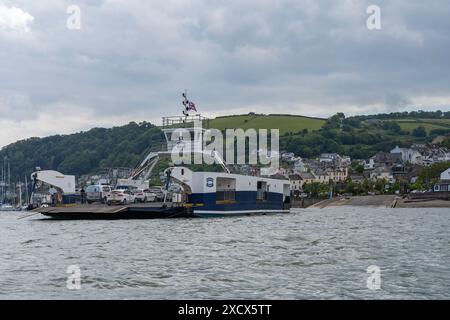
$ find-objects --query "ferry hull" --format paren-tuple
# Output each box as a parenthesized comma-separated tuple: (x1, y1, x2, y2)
(188, 191, 290, 217)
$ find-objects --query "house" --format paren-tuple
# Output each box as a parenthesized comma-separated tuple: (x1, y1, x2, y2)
(390, 146, 422, 164)
(326, 167, 348, 182)
(373, 152, 403, 167)
(341, 156, 352, 167)
(363, 158, 375, 170)
(434, 168, 450, 192)
(370, 166, 395, 183)
(294, 159, 308, 172)
(312, 169, 330, 184)
(390, 144, 450, 166)
(440, 168, 450, 180)
(299, 172, 316, 186)
(281, 152, 296, 162)
(414, 144, 450, 164)
(349, 175, 364, 183)
(319, 153, 351, 167)
(289, 174, 303, 192)
(319, 153, 339, 163)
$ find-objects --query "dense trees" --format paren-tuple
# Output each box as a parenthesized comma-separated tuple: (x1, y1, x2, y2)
(0, 121, 165, 180)
(353, 110, 450, 121)
(280, 112, 433, 160)
(412, 126, 427, 137)
(1, 111, 449, 182)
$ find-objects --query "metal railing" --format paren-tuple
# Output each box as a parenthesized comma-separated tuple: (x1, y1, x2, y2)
(162, 115, 210, 129)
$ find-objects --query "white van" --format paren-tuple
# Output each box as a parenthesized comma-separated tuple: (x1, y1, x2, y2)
(86, 185, 113, 204)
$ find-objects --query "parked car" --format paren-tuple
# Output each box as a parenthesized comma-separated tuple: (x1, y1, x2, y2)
(106, 189, 136, 205)
(86, 185, 112, 204)
(148, 186, 164, 202)
(115, 185, 131, 191)
(134, 189, 157, 203)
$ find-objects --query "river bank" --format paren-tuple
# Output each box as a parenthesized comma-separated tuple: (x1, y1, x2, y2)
(309, 195, 450, 209)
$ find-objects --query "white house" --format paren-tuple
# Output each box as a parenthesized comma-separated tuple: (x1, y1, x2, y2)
(294, 159, 308, 173)
(434, 168, 450, 192)
(319, 153, 338, 163)
(363, 158, 375, 170)
(440, 168, 450, 180)
(390, 146, 422, 164)
(281, 152, 296, 162)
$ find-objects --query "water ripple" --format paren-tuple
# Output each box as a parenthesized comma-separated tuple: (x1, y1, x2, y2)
(0, 208, 449, 299)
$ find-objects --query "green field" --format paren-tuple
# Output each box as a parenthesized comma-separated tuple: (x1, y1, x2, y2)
(208, 114, 326, 135)
(396, 119, 450, 133)
(206, 114, 450, 136)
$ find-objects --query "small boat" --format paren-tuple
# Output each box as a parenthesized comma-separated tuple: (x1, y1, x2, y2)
(0, 204, 15, 212)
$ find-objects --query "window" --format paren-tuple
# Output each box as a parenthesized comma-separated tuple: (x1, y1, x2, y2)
(86, 186, 98, 193)
(216, 177, 236, 202)
(257, 181, 268, 201)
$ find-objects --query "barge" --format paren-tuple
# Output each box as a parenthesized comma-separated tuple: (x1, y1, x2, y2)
(34, 203, 192, 220)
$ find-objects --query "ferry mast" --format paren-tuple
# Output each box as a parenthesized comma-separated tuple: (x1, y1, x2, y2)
(125, 93, 229, 187)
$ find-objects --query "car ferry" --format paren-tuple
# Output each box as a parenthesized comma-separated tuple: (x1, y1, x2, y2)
(168, 166, 291, 217)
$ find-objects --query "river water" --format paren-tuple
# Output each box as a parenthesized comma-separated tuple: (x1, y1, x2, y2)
(0, 207, 449, 299)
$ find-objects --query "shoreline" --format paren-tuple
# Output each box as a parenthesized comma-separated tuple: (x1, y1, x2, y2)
(308, 195, 450, 209)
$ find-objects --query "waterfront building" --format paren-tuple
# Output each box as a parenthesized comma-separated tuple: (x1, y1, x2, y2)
(289, 174, 303, 192)
(313, 169, 330, 184)
(390, 146, 423, 164)
(370, 166, 395, 183)
(434, 168, 450, 192)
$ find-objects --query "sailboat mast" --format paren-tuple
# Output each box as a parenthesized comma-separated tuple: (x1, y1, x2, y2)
(25, 175, 29, 206)
(0, 164, 2, 203)
(1, 158, 5, 203)
(18, 183, 22, 207)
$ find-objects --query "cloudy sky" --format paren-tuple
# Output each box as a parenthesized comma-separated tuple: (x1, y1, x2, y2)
(1, 0, 449, 147)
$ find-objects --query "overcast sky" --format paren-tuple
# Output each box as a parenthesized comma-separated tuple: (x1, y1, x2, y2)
(1, 0, 450, 147)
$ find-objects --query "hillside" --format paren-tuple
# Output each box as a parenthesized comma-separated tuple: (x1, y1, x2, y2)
(0, 122, 165, 180)
(1, 110, 450, 181)
(396, 119, 450, 134)
(208, 113, 450, 136)
(208, 114, 326, 135)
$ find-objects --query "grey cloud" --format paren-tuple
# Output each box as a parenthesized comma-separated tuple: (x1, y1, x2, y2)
(0, 0, 450, 147)
(0, 92, 37, 119)
(384, 93, 412, 112)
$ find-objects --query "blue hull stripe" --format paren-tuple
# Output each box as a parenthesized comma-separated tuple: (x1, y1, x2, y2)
(188, 191, 287, 212)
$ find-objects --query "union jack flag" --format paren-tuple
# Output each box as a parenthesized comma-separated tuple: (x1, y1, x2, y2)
(187, 101, 197, 112)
